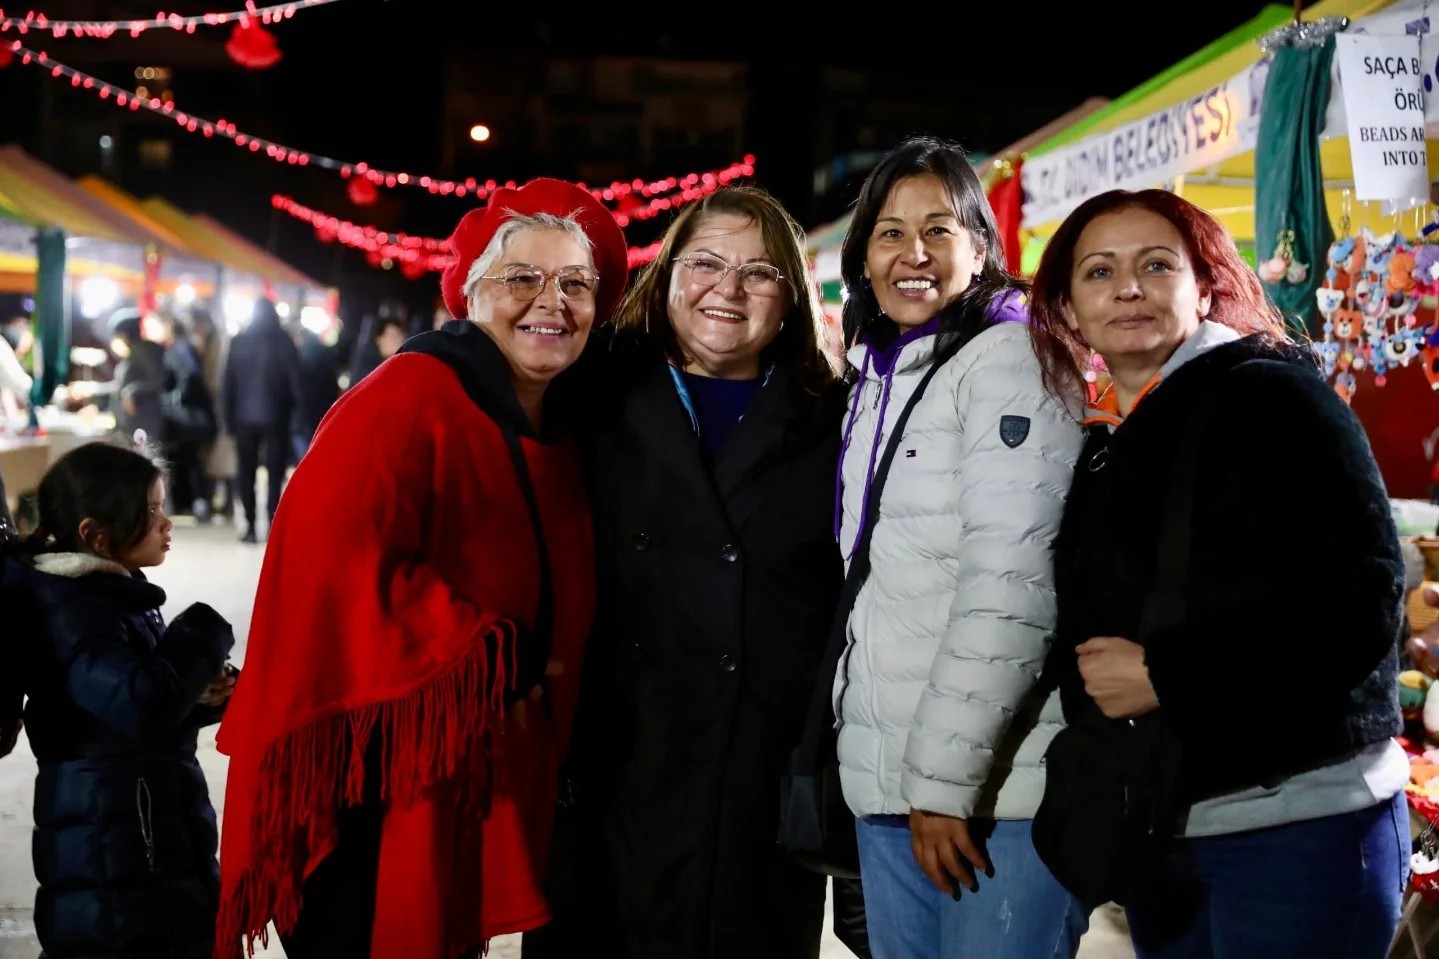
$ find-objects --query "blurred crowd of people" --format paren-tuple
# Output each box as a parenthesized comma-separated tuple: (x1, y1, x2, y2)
(14, 294, 446, 543)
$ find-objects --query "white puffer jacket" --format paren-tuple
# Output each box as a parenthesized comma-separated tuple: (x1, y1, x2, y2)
(833, 310, 1083, 820)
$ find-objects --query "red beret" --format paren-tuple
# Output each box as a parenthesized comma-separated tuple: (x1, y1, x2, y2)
(440, 178, 628, 321)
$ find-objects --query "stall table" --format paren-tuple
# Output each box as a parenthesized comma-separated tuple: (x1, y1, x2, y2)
(0, 434, 50, 518)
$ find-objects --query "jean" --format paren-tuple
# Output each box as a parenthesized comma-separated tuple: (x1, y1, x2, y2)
(1127, 792, 1410, 959)
(855, 814, 1088, 959)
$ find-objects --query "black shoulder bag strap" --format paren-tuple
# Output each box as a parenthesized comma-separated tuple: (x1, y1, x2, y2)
(794, 338, 965, 770)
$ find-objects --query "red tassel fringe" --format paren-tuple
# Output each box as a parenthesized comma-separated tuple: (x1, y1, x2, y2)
(215, 621, 514, 958)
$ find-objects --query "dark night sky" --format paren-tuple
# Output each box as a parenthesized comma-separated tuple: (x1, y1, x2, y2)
(4, 0, 1284, 311)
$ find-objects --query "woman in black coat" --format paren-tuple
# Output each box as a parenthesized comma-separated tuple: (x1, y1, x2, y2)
(531, 186, 857, 959)
(7, 442, 235, 959)
(1027, 190, 1409, 959)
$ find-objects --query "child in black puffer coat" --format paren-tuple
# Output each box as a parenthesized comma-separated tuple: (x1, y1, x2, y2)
(4, 440, 236, 959)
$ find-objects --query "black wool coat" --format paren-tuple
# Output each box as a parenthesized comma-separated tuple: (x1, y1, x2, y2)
(547, 340, 846, 959)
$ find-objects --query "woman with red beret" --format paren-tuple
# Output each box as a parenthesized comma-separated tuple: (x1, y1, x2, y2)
(212, 179, 628, 959)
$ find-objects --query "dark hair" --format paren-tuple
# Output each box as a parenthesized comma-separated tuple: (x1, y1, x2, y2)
(32, 440, 165, 555)
(612, 185, 838, 393)
(1028, 188, 1289, 401)
(107, 308, 143, 343)
(252, 298, 282, 326)
(840, 135, 1027, 357)
(160, 314, 190, 341)
(375, 316, 408, 339)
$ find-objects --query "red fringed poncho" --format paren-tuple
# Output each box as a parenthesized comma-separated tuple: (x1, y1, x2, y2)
(213, 338, 594, 958)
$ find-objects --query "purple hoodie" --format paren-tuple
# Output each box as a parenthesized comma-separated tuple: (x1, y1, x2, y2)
(834, 288, 1030, 555)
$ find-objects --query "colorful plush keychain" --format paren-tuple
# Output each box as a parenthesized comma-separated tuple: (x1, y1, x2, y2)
(1313, 195, 1439, 402)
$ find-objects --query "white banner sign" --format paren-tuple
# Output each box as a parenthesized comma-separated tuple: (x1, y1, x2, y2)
(1335, 33, 1430, 206)
(1343, 0, 1439, 129)
(1021, 60, 1267, 226)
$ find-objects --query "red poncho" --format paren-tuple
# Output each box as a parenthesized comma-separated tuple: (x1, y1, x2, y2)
(214, 336, 595, 958)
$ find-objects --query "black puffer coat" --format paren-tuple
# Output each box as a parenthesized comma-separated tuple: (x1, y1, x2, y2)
(12, 552, 233, 959)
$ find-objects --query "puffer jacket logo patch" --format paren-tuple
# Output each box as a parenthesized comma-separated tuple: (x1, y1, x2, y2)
(999, 415, 1031, 449)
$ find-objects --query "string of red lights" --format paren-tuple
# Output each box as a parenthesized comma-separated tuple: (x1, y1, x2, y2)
(1, 39, 756, 211)
(0, 0, 336, 37)
(273, 191, 692, 275)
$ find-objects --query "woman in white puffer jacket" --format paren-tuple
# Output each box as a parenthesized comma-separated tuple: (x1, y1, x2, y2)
(833, 136, 1087, 959)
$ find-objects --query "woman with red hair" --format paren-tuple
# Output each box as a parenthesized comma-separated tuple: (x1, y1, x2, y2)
(213, 179, 627, 959)
(1028, 189, 1409, 958)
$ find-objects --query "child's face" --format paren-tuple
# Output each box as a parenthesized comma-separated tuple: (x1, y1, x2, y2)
(111, 478, 173, 571)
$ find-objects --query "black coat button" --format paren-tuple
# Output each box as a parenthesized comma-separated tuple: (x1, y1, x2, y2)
(718, 653, 736, 671)
(719, 544, 738, 563)
(633, 532, 652, 551)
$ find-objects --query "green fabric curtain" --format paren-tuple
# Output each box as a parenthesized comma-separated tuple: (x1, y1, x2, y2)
(1255, 35, 1338, 339)
(29, 227, 69, 426)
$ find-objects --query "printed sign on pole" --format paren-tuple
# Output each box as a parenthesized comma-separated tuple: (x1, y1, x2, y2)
(1334, 33, 1430, 209)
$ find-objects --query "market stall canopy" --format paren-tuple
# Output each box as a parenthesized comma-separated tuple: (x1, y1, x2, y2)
(76, 176, 225, 296)
(0, 188, 40, 228)
(77, 176, 199, 256)
(137, 196, 290, 290)
(191, 212, 328, 302)
(0, 248, 144, 295)
(1167, 139, 1439, 242)
(0, 179, 44, 292)
(1018, 0, 1405, 239)
(0, 147, 154, 294)
(0, 145, 171, 250)
(0, 146, 143, 245)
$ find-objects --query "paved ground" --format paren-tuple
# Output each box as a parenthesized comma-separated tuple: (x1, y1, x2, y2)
(0, 516, 1136, 958)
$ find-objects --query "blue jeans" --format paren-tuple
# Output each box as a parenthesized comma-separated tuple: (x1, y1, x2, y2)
(1127, 793, 1410, 959)
(855, 814, 1088, 959)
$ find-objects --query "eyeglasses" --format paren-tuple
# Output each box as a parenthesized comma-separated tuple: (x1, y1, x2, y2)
(479, 265, 600, 302)
(674, 253, 784, 294)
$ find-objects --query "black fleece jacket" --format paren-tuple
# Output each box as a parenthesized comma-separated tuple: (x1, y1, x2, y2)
(1049, 334, 1403, 800)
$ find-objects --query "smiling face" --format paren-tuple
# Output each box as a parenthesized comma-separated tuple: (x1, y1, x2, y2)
(667, 212, 787, 380)
(1063, 206, 1210, 372)
(864, 174, 986, 330)
(469, 227, 597, 389)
